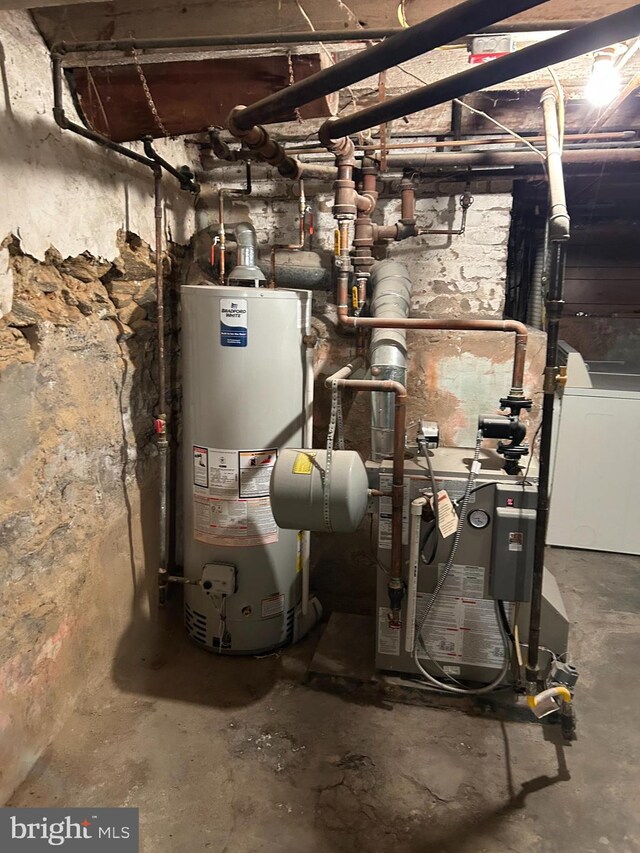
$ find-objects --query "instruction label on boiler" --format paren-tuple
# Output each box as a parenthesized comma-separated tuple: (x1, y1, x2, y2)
(220, 298, 248, 347)
(377, 607, 401, 656)
(414, 564, 507, 669)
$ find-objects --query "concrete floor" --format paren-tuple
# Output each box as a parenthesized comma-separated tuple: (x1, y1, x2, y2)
(9, 547, 640, 853)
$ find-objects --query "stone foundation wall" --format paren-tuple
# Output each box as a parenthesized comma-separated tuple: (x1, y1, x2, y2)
(0, 232, 183, 803)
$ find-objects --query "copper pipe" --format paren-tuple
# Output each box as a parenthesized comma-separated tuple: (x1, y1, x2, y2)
(327, 361, 407, 627)
(400, 178, 416, 222)
(335, 270, 527, 396)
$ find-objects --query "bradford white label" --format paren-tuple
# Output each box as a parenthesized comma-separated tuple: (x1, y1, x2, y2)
(220, 298, 248, 347)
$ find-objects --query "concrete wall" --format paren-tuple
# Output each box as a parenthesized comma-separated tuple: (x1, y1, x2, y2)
(0, 11, 196, 802)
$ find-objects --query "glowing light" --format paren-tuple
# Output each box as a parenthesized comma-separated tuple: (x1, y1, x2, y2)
(584, 51, 621, 106)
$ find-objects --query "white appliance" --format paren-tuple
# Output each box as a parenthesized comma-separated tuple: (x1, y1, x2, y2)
(547, 342, 640, 555)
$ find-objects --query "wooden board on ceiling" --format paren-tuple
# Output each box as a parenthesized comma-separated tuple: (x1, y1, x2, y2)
(32, 0, 637, 47)
(68, 53, 336, 141)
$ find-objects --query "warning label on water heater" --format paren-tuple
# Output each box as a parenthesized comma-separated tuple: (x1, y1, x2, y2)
(192, 444, 279, 546)
(220, 298, 248, 347)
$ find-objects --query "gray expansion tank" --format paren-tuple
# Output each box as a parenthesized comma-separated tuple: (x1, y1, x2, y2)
(181, 284, 319, 653)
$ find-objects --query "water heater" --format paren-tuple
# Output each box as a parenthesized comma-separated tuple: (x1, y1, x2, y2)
(181, 284, 320, 653)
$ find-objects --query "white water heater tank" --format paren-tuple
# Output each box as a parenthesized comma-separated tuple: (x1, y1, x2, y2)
(181, 284, 319, 653)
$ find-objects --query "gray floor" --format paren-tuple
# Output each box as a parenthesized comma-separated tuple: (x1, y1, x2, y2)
(10, 548, 640, 853)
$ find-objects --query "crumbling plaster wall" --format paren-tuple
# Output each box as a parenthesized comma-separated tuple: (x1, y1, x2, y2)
(0, 11, 196, 803)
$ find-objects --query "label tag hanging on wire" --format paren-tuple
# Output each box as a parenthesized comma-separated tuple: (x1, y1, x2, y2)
(430, 490, 457, 539)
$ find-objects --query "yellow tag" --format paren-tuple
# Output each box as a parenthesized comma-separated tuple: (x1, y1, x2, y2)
(352, 285, 359, 309)
(293, 451, 316, 474)
(334, 228, 341, 256)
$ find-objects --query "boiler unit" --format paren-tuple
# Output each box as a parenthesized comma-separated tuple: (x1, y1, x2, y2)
(181, 283, 320, 654)
(375, 448, 569, 689)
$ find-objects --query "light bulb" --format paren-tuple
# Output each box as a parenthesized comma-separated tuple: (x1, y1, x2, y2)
(584, 52, 621, 106)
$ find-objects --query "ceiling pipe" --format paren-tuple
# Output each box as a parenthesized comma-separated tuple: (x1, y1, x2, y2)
(52, 21, 591, 56)
(51, 52, 197, 191)
(227, 0, 551, 134)
(285, 130, 636, 154)
(319, 5, 640, 146)
(382, 146, 640, 169)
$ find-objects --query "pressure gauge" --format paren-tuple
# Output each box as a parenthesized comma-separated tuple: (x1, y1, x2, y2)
(468, 509, 490, 529)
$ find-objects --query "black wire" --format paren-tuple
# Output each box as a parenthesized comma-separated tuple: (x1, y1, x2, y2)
(419, 519, 435, 552)
(420, 521, 438, 565)
(497, 600, 515, 643)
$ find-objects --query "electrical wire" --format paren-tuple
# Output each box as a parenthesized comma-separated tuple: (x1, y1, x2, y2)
(412, 433, 511, 695)
(523, 420, 542, 483)
(418, 442, 440, 564)
(453, 99, 546, 159)
(497, 600, 515, 642)
(392, 63, 545, 160)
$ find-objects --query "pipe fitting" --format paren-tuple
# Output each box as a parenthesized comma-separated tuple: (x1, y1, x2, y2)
(226, 105, 302, 180)
(333, 179, 358, 219)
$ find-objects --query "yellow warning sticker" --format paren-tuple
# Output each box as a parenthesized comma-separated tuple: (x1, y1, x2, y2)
(293, 451, 316, 474)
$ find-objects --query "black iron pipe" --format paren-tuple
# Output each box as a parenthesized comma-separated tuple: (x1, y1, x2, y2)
(527, 242, 567, 682)
(526, 86, 569, 684)
(52, 53, 156, 169)
(52, 21, 591, 55)
(143, 137, 200, 193)
(231, 0, 550, 131)
(52, 52, 201, 191)
(319, 5, 640, 144)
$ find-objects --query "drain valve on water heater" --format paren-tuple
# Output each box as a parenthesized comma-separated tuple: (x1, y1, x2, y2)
(271, 448, 369, 533)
